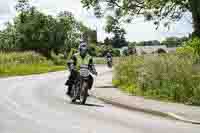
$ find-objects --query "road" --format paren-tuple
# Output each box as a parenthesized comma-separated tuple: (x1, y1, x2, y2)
(0, 66, 199, 133)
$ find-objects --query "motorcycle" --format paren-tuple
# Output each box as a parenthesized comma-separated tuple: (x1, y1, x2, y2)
(107, 57, 112, 68)
(70, 64, 96, 104)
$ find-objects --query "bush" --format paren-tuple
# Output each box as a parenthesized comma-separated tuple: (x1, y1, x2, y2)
(184, 37, 200, 56)
(51, 51, 66, 65)
(112, 49, 121, 57)
(122, 48, 128, 56)
(176, 46, 195, 55)
(113, 54, 200, 105)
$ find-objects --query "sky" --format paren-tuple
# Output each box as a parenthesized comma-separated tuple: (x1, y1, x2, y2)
(0, 0, 193, 42)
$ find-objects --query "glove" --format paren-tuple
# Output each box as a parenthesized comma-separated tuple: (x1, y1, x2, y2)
(93, 71, 98, 76)
(67, 60, 75, 71)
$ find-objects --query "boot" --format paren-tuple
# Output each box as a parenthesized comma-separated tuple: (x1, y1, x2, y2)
(66, 86, 72, 96)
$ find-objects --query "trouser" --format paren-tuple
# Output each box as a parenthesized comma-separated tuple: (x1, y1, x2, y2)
(87, 75, 94, 90)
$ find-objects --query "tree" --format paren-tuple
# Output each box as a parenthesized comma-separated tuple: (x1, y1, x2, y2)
(0, 0, 93, 57)
(104, 37, 112, 46)
(105, 15, 128, 48)
(81, 0, 200, 37)
(14, 5, 53, 56)
(0, 22, 17, 51)
(87, 30, 97, 44)
(105, 16, 120, 34)
(57, 11, 80, 55)
(183, 37, 200, 56)
(128, 42, 137, 55)
(137, 41, 145, 46)
(122, 47, 128, 56)
(162, 36, 188, 47)
(15, 0, 31, 23)
(111, 32, 128, 48)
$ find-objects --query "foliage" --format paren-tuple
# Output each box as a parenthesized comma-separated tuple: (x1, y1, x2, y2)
(105, 16, 128, 48)
(87, 42, 121, 57)
(81, 0, 200, 37)
(86, 30, 97, 44)
(104, 37, 112, 46)
(88, 43, 98, 56)
(176, 46, 195, 55)
(162, 37, 188, 47)
(112, 49, 121, 56)
(184, 37, 200, 56)
(111, 33, 128, 48)
(113, 54, 200, 105)
(50, 51, 66, 66)
(0, 0, 93, 58)
(122, 47, 128, 56)
(135, 40, 160, 46)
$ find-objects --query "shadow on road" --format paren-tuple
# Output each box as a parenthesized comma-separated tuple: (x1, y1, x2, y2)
(95, 85, 114, 88)
(72, 102, 104, 108)
(84, 103, 104, 107)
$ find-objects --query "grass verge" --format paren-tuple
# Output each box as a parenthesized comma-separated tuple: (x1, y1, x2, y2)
(113, 54, 200, 105)
(0, 51, 65, 77)
(0, 64, 65, 77)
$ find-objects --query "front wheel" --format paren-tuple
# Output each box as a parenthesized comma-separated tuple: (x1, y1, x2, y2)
(80, 81, 88, 104)
(71, 84, 78, 103)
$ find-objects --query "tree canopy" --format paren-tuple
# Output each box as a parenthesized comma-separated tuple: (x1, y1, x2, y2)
(105, 15, 128, 48)
(81, 0, 200, 37)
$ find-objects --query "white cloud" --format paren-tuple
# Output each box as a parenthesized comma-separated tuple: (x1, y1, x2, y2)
(0, 0, 11, 15)
(0, 0, 16, 28)
(124, 16, 193, 42)
(0, 0, 193, 42)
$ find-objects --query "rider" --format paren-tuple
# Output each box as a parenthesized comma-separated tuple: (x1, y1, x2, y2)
(65, 39, 97, 96)
(105, 50, 112, 58)
(105, 51, 112, 62)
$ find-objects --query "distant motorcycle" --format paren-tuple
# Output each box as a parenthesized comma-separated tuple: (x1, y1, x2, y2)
(70, 65, 96, 104)
(107, 57, 112, 68)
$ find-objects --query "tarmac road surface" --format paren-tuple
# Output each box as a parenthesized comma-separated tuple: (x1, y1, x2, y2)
(0, 66, 199, 133)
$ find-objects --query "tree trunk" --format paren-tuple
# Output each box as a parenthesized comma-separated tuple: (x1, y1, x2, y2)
(190, 0, 200, 37)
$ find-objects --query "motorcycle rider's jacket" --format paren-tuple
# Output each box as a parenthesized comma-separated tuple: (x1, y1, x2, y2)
(74, 53, 92, 71)
(68, 52, 97, 75)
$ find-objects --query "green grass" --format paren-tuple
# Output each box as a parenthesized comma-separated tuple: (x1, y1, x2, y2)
(0, 51, 47, 64)
(94, 57, 106, 64)
(113, 54, 200, 105)
(0, 51, 65, 77)
(0, 64, 65, 77)
(94, 57, 121, 65)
